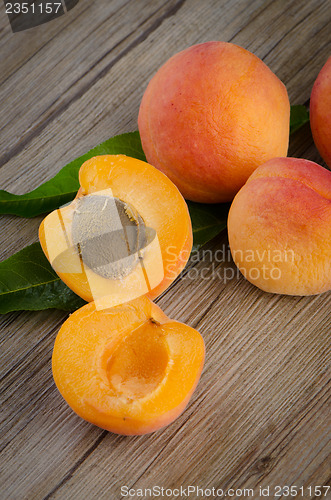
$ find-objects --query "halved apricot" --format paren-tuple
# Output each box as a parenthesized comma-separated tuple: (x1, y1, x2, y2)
(52, 296, 205, 435)
(39, 155, 192, 308)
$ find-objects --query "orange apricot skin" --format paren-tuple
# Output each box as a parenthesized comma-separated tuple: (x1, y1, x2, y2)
(52, 296, 205, 435)
(228, 157, 331, 295)
(310, 56, 331, 167)
(39, 155, 192, 304)
(138, 41, 290, 203)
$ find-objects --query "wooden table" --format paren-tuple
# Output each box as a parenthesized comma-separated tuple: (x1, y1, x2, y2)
(1, 1, 330, 498)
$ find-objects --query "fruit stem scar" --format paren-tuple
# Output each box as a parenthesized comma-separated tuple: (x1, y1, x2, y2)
(150, 317, 160, 326)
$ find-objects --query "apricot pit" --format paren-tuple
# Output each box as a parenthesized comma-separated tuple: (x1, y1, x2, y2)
(71, 194, 147, 280)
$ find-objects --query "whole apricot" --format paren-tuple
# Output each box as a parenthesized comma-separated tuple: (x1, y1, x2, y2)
(228, 157, 331, 295)
(52, 296, 205, 435)
(138, 41, 290, 203)
(310, 56, 331, 167)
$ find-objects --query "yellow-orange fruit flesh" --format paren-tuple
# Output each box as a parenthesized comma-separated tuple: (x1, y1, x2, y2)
(310, 56, 331, 167)
(39, 155, 192, 305)
(228, 157, 331, 295)
(138, 41, 290, 203)
(52, 296, 205, 435)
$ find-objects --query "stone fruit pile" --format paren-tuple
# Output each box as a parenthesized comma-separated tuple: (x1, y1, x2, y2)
(40, 42, 331, 435)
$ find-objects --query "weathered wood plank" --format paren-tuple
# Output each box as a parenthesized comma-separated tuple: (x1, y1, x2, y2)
(1, 232, 330, 497)
(0, 0, 94, 84)
(2, 0, 329, 194)
(0, 0, 185, 170)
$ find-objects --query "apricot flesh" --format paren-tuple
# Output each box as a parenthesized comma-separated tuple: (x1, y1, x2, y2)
(310, 56, 331, 167)
(138, 41, 290, 203)
(52, 296, 205, 435)
(39, 155, 193, 308)
(228, 157, 331, 295)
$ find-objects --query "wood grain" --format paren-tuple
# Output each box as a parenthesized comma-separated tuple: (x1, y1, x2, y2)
(0, 0, 330, 498)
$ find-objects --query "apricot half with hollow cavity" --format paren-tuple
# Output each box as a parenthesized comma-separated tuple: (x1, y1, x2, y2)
(52, 296, 205, 435)
(39, 155, 192, 308)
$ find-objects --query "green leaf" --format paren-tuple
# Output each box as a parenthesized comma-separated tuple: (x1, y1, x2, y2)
(0, 201, 228, 312)
(0, 131, 145, 218)
(0, 130, 230, 313)
(1, 106, 308, 218)
(188, 201, 230, 251)
(0, 243, 86, 314)
(0, 108, 308, 314)
(0, 106, 305, 218)
(0, 203, 229, 313)
(290, 105, 310, 134)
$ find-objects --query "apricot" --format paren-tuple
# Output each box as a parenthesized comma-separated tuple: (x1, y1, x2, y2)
(52, 296, 205, 435)
(138, 41, 290, 203)
(228, 157, 331, 295)
(310, 56, 331, 167)
(39, 155, 192, 308)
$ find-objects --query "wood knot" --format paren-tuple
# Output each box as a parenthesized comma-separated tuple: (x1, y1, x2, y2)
(253, 455, 274, 474)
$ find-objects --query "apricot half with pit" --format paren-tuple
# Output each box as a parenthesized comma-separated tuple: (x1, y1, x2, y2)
(39, 155, 192, 308)
(52, 296, 205, 435)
